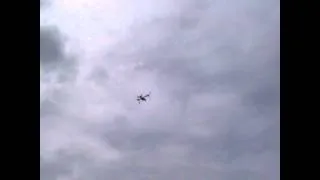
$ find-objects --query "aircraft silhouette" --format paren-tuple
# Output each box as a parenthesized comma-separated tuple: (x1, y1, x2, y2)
(136, 92, 151, 104)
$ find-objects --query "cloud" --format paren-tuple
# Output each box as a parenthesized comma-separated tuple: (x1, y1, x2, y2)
(40, 0, 280, 179)
(40, 27, 64, 64)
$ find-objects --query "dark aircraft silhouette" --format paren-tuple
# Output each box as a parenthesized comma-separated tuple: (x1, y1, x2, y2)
(136, 92, 151, 104)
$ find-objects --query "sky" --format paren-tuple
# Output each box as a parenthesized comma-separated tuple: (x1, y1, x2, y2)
(40, 0, 280, 179)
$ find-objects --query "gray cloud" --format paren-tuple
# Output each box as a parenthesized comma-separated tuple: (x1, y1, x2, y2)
(40, 27, 64, 66)
(40, 0, 280, 179)
(40, 0, 51, 8)
(40, 25, 78, 84)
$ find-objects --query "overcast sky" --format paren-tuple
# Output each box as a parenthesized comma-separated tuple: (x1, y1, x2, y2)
(40, 0, 280, 179)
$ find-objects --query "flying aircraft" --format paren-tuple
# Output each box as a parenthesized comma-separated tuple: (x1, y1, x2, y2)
(136, 92, 151, 104)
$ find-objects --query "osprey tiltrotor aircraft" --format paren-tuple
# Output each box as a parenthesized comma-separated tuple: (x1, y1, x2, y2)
(136, 92, 151, 104)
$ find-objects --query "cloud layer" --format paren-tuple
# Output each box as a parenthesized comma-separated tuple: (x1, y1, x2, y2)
(40, 0, 280, 179)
